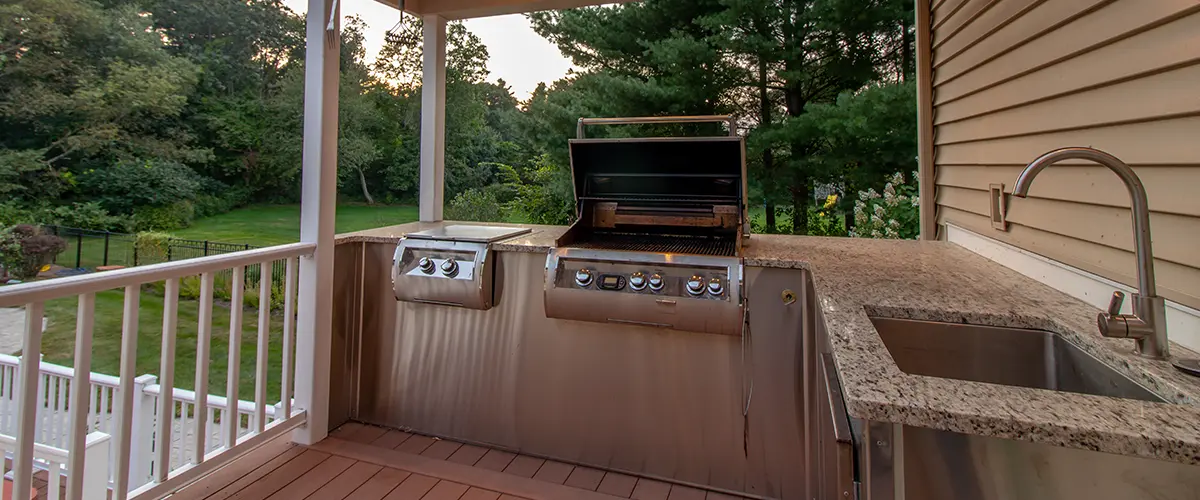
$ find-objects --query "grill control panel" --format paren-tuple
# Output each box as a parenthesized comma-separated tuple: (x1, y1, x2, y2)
(545, 248, 745, 336)
(393, 239, 495, 310)
(560, 262, 730, 302)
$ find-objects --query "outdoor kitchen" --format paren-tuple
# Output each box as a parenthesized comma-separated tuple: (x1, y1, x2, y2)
(325, 116, 1200, 500)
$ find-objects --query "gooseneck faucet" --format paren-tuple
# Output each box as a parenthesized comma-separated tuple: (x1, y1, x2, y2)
(1013, 147, 1169, 359)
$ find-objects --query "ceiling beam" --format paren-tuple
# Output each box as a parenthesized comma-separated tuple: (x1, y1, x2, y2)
(371, 0, 637, 20)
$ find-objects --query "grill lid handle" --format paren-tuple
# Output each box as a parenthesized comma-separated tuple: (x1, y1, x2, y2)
(577, 115, 737, 139)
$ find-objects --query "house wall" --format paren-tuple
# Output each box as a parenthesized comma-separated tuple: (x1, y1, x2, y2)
(927, 0, 1200, 313)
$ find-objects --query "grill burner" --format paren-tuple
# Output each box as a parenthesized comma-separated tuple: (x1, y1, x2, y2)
(571, 233, 736, 257)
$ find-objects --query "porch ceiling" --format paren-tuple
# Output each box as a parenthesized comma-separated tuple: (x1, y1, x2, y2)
(372, 0, 637, 20)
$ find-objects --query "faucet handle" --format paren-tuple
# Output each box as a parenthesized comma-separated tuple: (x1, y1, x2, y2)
(1107, 291, 1125, 316)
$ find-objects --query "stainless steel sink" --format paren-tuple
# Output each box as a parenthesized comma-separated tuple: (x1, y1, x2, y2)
(869, 317, 1165, 403)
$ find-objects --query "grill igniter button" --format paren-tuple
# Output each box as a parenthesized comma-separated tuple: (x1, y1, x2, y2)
(648, 274, 665, 292)
(686, 276, 706, 296)
(708, 277, 724, 297)
(575, 268, 594, 287)
(629, 272, 647, 291)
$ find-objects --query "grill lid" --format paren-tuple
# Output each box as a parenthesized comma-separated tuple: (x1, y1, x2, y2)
(569, 138, 745, 204)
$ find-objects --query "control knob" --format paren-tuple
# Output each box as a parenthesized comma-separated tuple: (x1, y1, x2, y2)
(647, 274, 665, 292)
(686, 276, 706, 296)
(418, 257, 436, 275)
(629, 272, 647, 291)
(708, 277, 724, 297)
(440, 258, 459, 277)
(575, 268, 594, 287)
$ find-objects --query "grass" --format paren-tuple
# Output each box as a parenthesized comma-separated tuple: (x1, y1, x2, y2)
(176, 204, 419, 246)
(39, 287, 284, 402)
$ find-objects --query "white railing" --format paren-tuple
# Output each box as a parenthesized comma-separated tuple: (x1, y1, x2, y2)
(0, 431, 110, 500)
(0, 243, 314, 500)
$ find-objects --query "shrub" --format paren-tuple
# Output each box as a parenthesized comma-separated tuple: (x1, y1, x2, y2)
(78, 160, 202, 215)
(133, 201, 195, 231)
(808, 195, 848, 237)
(43, 202, 131, 231)
(445, 188, 504, 223)
(850, 171, 920, 239)
(0, 225, 67, 279)
(503, 157, 575, 226)
(133, 231, 172, 263)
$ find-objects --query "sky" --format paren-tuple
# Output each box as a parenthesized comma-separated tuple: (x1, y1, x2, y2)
(281, 0, 578, 101)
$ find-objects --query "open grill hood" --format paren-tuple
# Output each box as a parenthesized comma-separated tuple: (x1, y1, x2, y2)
(559, 116, 749, 254)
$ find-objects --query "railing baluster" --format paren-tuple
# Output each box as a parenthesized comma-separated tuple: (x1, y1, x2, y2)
(206, 406, 216, 454)
(112, 285, 140, 500)
(13, 302, 45, 500)
(281, 257, 297, 418)
(193, 272, 214, 465)
(48, 461, 63, 500)
(155, 278, 179, 482)
(66, 293, 95, 500)
(56, 374, 68, 447)
(254, 261, 272, 433)
(224, 266, 244, 449)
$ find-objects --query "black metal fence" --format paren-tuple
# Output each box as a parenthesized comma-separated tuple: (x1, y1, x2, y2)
(44, 226, 288, 290)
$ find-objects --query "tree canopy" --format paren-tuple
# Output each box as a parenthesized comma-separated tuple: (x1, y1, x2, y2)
(1, 0, 918, 235)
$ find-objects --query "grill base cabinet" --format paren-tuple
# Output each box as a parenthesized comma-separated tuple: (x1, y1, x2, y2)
(333, 241, 1200, 500)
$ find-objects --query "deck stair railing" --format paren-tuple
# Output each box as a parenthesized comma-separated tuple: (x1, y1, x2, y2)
(0, 355, 284, 492)
(0, 243, 314, 500)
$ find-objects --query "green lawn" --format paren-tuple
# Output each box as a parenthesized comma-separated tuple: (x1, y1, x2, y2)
(176, 204, 419, 246)
(39, 288, 284, 402)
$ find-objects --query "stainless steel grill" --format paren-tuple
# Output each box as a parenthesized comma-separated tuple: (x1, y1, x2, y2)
(570, 234, 737, 257)
(545, 115, 749, 337)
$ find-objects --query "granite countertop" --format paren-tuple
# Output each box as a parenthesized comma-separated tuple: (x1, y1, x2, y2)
(336, 221, 568, 252)
(746, 234, 1200, 466)
(339, 222, 1200, 465)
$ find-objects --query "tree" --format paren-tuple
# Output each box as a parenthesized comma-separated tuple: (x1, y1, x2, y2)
(0, 0, 201, 201)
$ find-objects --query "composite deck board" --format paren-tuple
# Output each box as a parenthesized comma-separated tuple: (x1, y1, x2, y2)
(531, 461, 573, 485)
(225, 450, 331, 500)
(501, 455, 545, 479)
(631, 478, 673, 500)
(171, 423, 757, 500)
(262, 455, 354, 500)
(447, 444, 490, 466)
(305, 461, 383, 500)
(421, 440, 463, 460)
(596, 472, 639, 498)
(474, 449, 517, 472)
(372, 429, 415, 449)
(384, 473, 439, 499)
(461, 487, 503, 500)
(347, 467, 412, 500)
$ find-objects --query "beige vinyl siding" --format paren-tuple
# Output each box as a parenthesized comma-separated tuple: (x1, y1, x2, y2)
(930, 0, 1200, 310)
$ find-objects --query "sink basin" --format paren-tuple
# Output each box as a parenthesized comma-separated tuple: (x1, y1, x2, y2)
(869, 317, 1165, 403)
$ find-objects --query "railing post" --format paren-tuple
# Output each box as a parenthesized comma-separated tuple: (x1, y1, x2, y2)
(166, 239, 172, 262)
(103, 232, 110, 267)
(82, 432, 112, 500)
(76, 233, 83, 269)
(128, 374, 157, 491)
(294, 0, 339, 446)
(203, 241, 209, 257)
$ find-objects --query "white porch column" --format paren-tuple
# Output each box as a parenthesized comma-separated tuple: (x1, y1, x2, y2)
(294, 0, 339, 445)
(420, 15, 447, 222)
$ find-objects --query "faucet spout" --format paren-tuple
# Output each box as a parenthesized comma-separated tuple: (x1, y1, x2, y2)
(1013, 148, 1156, 297)
(1012, 147, 1168, 359)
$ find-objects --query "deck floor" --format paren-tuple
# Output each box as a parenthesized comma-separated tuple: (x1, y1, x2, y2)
(170, 422, 753, 500)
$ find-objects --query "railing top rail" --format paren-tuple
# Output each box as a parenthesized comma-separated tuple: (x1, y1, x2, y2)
(0, 431, 110, 461)
(0, 242, 314, 307)
(143, 384, 278, 416)
(0, 353, 122, 387)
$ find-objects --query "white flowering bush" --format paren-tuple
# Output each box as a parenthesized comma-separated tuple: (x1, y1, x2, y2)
(849, 171, 920, 239)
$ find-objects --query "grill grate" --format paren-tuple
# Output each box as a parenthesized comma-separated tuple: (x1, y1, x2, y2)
(572, 234, 737, 257)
